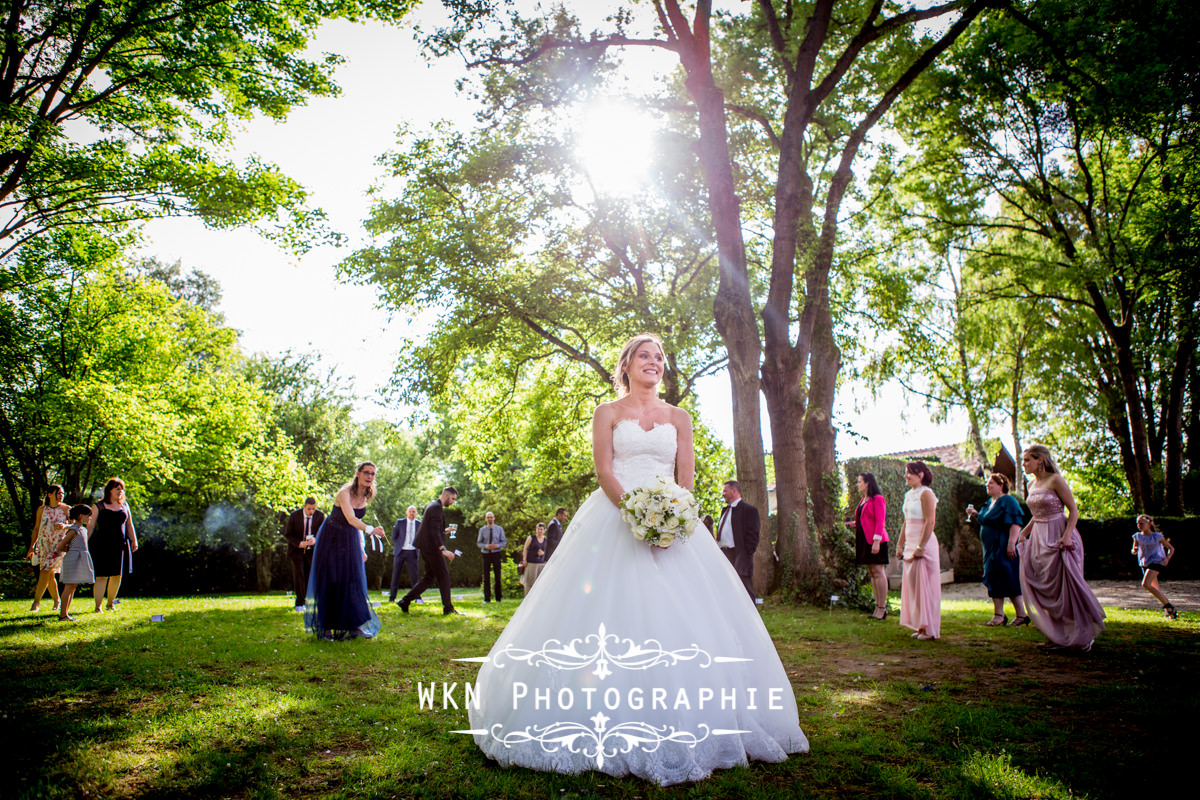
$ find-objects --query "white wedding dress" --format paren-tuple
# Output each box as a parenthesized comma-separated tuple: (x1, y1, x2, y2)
(467, 420, 808, 785)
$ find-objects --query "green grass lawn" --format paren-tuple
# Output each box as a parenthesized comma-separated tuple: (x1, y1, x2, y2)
(3, 590, 1195, 799)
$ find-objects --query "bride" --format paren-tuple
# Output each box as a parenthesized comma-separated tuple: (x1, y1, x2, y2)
(466, 334, 808, 785)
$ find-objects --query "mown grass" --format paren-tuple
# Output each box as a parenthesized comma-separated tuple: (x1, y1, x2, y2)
(3, 590, 1196, 799)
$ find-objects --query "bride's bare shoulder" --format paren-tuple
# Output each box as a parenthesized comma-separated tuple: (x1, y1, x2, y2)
(593, 401, 620, 425)
(669, 404, 693, 430)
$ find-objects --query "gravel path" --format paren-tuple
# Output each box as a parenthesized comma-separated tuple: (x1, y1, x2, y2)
(942, 578, 1199, 612)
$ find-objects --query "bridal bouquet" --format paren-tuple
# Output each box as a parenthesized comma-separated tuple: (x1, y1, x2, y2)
(619, 477, 701, 548)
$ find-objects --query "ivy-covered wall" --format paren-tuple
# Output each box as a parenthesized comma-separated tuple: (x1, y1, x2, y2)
(844, 457, 991, 582)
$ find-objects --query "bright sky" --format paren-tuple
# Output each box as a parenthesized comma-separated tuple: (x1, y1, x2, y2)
(139, 2, 976, 463)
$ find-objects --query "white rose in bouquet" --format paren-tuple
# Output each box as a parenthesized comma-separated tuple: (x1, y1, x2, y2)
(619, 478, 701, 548)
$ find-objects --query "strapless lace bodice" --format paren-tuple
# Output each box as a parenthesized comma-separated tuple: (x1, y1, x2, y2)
(612, 420, 677, 490)
(1027, 489, 1064, 522)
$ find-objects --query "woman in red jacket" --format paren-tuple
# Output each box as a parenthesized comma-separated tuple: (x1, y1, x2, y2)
(848, 472, 890, 619)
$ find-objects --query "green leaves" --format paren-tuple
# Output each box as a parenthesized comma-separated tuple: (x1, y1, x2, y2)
(0, 0, 415, 265)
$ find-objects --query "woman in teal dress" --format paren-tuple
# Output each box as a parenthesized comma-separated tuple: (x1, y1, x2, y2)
(968, 473, 1028, 626)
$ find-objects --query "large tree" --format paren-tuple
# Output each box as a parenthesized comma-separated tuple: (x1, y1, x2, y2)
(341, 99, 731, 511)
(875, 0, 1199, 513)
(0, 0, 415, 272)
(417, 0, 991, 599)
(0, 228, 312, 560)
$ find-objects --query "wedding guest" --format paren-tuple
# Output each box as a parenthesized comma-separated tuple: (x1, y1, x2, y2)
(477, 511, 507, 603)
(397, 487, 461, 616)
(304, 462, 385, 640)
(1131, 514, 1176, 619)
(52, 505, 95, 621)
(967, 473, 1029, 626)
(846, 472, 889, 620)
(1018, 444, 1105, 652)
(283, 497, 324, 611)
(389, 506, 420, 602)
(27, 484, 67, 612)
(544, 507, 568, 561)
(897, 461, 940, 640)
(717, 480, 760, 600)
(519, 523, 548, 595)
(87, 478, 138, 613)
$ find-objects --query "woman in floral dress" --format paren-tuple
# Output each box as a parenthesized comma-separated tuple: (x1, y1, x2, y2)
(27, 484, 68, 612)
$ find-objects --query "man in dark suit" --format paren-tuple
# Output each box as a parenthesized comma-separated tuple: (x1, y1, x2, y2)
(389, 505, 420, 602)
(283, 497, 324, 611)
(717, 480, 759, 601)
(544, 507, 568, 561)
(398, 487, 460, 615)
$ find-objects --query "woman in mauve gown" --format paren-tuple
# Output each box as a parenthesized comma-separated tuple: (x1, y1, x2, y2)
(1018, 444, 1105, 652)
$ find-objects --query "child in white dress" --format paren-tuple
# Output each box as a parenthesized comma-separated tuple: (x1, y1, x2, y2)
(53, 505, 96, 622)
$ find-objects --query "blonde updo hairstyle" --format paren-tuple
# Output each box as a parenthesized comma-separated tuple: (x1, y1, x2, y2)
(612, 333, 665, 397)
(1023, 444, 1059, 475)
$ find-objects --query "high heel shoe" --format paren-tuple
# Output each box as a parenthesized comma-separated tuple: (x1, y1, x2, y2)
(871, 606, 888, 620)
(985, 614, 1008, 626)
(1009, 615, 1031, 627)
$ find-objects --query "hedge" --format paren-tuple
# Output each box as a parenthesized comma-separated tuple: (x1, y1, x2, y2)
(843, 457, 1199, 583)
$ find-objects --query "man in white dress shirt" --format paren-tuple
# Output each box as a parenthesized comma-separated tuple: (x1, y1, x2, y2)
(717, 480, 759, 601)
(389, 506, 420, 603)
(477, 511, 507, 603)
(283, 497, 324, 611)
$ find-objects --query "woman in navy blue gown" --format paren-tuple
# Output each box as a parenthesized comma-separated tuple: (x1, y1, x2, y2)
(304, 461, 385, 640)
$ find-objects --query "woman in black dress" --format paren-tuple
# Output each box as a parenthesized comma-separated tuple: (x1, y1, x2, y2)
(87, 477, 138, 613)
(847, 472, 889, 619)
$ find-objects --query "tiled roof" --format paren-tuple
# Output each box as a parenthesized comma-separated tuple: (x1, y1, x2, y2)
(879, 443, 986, 475)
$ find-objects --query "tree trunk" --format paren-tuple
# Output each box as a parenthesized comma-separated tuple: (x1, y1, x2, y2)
(1085, 282, 1154, 510)
(256, 546, 273, 593)
(1164, 330, 1195, 515)
(1009, 327, 1027, 499)
(671, 2, 773, 585)
(762, 351, 814, 596)
(803, 306, 840, 593)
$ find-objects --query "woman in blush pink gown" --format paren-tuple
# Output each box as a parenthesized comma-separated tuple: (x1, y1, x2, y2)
(897, 461, 940, 640)
(1018, 445, 1105, 652)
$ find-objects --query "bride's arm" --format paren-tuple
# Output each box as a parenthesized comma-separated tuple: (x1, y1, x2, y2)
(673, 406, 695, 491)
(593, 403, 625, 506)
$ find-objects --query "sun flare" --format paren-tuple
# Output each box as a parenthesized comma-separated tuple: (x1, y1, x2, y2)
(573, 101, 657, 197)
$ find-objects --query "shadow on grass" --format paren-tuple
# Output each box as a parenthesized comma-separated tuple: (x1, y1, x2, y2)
(3, 596, 1197, 799)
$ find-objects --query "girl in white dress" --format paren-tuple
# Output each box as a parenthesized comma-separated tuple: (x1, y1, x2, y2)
(467, 334, 808, 785)
(53, 505, 96, 621)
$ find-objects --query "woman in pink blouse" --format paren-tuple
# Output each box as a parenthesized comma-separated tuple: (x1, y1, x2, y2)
(847, 472, 889, 620)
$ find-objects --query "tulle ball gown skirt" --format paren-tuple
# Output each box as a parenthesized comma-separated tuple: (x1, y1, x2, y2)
(466, 487, 808, 786)
(304, 510, 380, 640)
